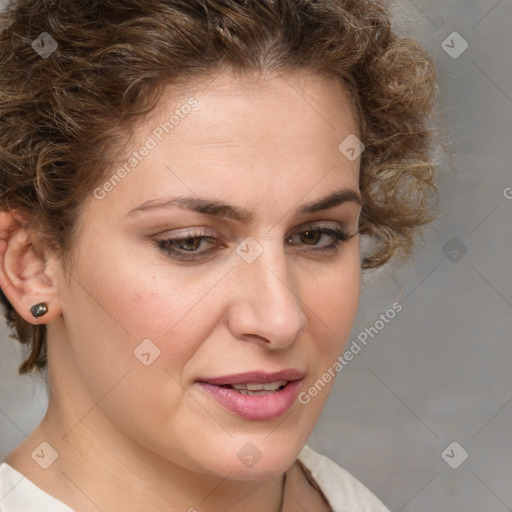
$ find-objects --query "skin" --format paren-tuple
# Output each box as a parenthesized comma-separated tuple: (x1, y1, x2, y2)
(0, 70, 362, 512)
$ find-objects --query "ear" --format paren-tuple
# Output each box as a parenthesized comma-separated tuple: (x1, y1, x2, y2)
(0, 210, 62, 325)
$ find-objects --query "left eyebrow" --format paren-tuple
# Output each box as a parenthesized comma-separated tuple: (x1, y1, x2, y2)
(126, 187, 363, 222)
(296, 188, 362, 216)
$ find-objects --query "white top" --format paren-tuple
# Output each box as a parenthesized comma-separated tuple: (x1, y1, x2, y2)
(0, 445, 390, 512)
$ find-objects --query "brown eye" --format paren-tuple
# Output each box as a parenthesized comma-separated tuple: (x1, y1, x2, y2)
(286, 225, 351, 255)
(173, 237, 203, 251)
(156, 230, 219, 261)
(300, 229, 322, 245)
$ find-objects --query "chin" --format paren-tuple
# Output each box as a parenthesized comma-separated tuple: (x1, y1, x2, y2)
(198, 435, 304, 479)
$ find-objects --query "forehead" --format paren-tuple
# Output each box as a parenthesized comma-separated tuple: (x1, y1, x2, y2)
(126, 70, 362, 184)
(83, 70, 362, 225)
(146, 69, 361, 143)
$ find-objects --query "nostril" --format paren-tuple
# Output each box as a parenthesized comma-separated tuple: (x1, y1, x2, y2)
(241, 334, 271, 344)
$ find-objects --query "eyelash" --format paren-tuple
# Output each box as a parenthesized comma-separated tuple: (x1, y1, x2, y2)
(155, 224, 354, 262)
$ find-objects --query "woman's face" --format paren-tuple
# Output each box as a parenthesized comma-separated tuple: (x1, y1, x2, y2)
(49, 71, 362, 478)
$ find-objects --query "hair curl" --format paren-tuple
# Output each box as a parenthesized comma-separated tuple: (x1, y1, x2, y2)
(0, 0, 443, 374)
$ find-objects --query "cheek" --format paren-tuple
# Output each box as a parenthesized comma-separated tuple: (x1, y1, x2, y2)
(60, 241, 226, 402)
(312, 269, 359, 320)
(295, 263, 360, 424)
(59, 253, 225, 440)
(304, 249, 361, 347)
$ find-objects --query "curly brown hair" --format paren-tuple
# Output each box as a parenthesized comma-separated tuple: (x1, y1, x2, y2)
(0, 0, 442, 375)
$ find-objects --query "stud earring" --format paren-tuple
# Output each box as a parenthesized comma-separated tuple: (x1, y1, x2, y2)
(30, 302, 48, 318)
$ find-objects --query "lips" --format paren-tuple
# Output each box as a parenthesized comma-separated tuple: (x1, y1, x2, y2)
(197, 369, 305, 386)
(196, 369, 304, 421)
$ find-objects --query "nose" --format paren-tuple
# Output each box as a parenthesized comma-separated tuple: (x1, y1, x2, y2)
(226, 241, 308, 350)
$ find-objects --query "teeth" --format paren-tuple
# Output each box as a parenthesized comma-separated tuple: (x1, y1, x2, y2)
(237, 389, 273, 396)
(231, 380, 288, 392)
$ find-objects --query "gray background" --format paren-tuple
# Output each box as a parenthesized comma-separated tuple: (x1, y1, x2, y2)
(1, 1, 512, 511)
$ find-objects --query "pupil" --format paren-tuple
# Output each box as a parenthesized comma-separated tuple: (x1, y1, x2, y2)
(303, 230, 319, 244)
(181, 238, 199, 250)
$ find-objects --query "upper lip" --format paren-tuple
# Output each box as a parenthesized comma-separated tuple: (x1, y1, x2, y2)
(197, 369, 304, 386)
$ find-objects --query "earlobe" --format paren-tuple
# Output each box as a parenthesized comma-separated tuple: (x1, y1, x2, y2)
(0, 211, 62, 325)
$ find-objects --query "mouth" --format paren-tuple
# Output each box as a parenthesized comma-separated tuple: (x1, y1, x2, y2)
(218, 380, 289, 396)
(196, 369, 304, 421)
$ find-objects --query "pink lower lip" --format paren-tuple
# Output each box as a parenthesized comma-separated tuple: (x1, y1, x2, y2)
(197, 379, 302, 421)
